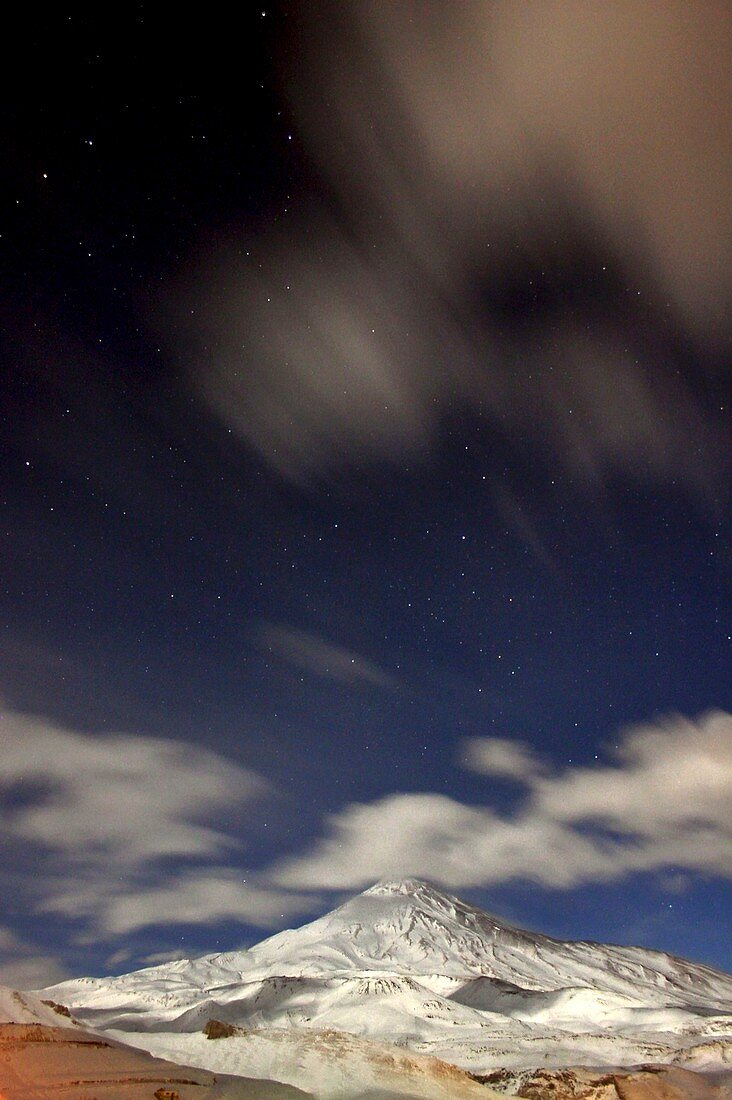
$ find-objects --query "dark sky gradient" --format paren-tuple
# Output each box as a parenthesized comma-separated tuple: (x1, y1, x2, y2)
(1, 4, 730, 987)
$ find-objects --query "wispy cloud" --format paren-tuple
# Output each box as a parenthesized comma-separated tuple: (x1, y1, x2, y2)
(273, 711, 732, 891)
(1, 712, 266, 864)
(5, 707, 730, 961)
(0, 709, 310, 942)
(257, 623, 396, 688)
(164, 3, 729, 498)
(0, 926, 70, 989)
(461, 736, 546, 782)
(45, 870, 314, 937)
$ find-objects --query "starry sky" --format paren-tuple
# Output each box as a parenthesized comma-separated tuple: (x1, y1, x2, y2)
(1, 3, 731, 988)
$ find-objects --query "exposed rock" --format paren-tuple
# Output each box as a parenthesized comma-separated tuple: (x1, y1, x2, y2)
(204, 1019, 240, 1039)
(41, 998, 72, 1018)
(476, 1064, 732, 1099)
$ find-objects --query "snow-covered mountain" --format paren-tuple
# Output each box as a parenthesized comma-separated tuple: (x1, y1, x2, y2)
(40, 879, 732, 1086)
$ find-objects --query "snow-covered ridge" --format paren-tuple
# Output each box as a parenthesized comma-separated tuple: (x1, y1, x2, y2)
(0, 983, 81, 1027)
(39, 879, 732, 1079)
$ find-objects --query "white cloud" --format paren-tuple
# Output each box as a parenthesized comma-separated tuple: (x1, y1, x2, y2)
(165, 4, 728, 497)
(0, 955, 70, 990)
(533, 711, 732, 839)
(45, 870, 314, 936)
(0, 711, 267, 865)
(274, 793, 620, 891)
(5, 707, 731, 954)
(461, 736, 545, 780)
(0, 708, 309, 937)
(274, 711, 732, 892)
(138, 949, 189, 966)
(275, 794, 491, 890)
(258, 623, 395, 687)
(0, 925, 71, 989)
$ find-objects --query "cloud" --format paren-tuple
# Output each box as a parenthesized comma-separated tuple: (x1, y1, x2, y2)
(275, 794, 493, 890)
(0, 708, 309, 938)
(461, 736, 545, 781)
(0, 955, 70, 990)
(0, 926, 71, 989)
(44, 870, 314, 937)
(6, 706, 730, 954)
(273, 793, 619, 891)
(325, 1, 730, 342)
(164, 2, 729, 497)
(137, 949, 190, 966)
(257, 623, 396, 687)
(0, 711, 266, 865)
(533, 711, 732, 838)
(273, 711, 732, 891)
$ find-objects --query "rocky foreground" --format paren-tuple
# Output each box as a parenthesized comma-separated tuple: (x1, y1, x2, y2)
(1, 1019, 730, 1099)
(0, 989, 310, 1099)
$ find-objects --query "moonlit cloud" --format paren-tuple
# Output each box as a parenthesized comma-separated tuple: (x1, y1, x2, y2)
(4, 704, 731, 960)
(45, 870, 313, 936)
(273, 711, 732, 891)
(257, 622, 396, 687)
(0, 956, 71, 991)
(461, 736, 545, 781)
(0, 711, 266, 864)
(533, 711, 732, 838)
(168, 1, 729, 496)
(272, 794, 620, 891)
(275, 794, 493, 890)
(0, 709, 307, 939)
(138, 949, 188, 966)
(0, 927, 70, 989)
(325, 0, 731, 341)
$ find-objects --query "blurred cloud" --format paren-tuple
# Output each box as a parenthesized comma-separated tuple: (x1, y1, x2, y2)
(0, 711, 266, 864)
(0, 955, 70, 990)
(138, 949, 191, 966)
(0, 926, 70, 989)
(6, 706, 730, 951)
(533, 711, 732, 837)
(257, 622, 396, 687)
(273, 711, 732, 891)
(45, 870, 313, 937)
(0, 709, 308, 938)
(272, 793, 621, 891)
(332, 0, 731, 341)
(462, 736, 546, 781)
(167, 1, 729, 496)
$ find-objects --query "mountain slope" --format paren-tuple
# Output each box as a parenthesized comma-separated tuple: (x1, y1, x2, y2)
(223, 879, 732, 1008)
(40, 879, 732, 1080)
(0, 984, 312, 1098)
(103, 1024, 498, 1100)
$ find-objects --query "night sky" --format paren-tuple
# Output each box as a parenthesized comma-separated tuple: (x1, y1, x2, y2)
(1, 3, 730, 989)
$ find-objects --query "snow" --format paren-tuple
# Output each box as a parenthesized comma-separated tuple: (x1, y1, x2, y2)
(39, 878, 732, 1083)
(103, 1024, 496, 1099)
(0, 983, 80, 1026)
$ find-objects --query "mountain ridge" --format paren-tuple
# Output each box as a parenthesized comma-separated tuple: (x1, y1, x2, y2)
(43, 878, 732, 1007)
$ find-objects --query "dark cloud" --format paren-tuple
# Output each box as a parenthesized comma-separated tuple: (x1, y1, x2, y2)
(166, 1, 729, 497)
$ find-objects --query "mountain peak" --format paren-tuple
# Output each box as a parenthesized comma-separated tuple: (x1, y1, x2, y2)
(362, 878, 437, 898)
